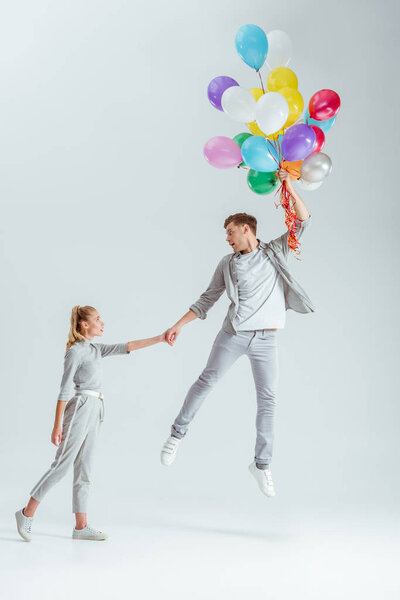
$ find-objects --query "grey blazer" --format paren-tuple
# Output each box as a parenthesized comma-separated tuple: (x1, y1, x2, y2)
(189, 216, 315, 335)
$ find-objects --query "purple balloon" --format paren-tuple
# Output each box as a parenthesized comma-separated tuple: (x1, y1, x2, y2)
(207, 76, 239, 111)
(203, 136, 242, 169)
(281, 124, 317, 162)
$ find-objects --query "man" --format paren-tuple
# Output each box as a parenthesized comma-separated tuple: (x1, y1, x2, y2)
(161, 169, 315, 497)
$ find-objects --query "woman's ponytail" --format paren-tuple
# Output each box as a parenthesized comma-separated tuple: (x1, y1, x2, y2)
(65, 305, 96, 354)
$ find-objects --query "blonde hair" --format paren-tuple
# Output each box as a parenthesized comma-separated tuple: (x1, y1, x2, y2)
(65, 305, 97, 354)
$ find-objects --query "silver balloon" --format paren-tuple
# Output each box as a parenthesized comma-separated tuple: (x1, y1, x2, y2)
(300, 152, 332, 183)
(295, 178, 323, 192)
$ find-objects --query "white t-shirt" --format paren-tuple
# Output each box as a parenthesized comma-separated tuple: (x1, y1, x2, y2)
(233, 245, 286, 330)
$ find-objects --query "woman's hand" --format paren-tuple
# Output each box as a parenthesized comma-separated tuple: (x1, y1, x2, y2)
(51, 425, 63, 447)
(165, 324, 182, 346)
(161, 331, 172, 345)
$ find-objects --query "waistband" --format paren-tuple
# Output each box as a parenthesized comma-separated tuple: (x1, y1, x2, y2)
(75, 389, 104, 400)
(74, 389, 105, 422)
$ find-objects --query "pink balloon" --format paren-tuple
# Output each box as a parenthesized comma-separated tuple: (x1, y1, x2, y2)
(203, 136, 242, 169)
(310, 125, 325, 153)
(309, 89, 341, 121)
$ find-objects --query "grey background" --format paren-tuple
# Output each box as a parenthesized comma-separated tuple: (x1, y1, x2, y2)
(0, 0, 398, 597)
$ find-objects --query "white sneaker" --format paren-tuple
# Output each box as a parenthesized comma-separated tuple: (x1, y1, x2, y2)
(72, 525, 107, 541)
(248, 461, 276, 497)
(15, 508, 33, 542)
(161, 435, 182, 466)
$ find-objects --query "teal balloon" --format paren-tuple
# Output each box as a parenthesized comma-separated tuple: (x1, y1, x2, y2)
(235, 24, 268, 70)
(233, 132, 253, 167)
(247, 170, 279, 195)
(304, 108, 336, 132)
(241, 136, 279, 173)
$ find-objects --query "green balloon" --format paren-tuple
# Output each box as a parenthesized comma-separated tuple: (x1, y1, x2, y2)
(233, 133, 253, 167)
(247, 169, 278, 195)
(233, 132, 253, 147)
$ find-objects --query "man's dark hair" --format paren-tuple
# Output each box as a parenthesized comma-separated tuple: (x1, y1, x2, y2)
(224, 213, 257, 236)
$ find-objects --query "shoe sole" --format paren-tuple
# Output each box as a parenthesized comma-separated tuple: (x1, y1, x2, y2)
(72, 535, 107, 541)
(15, 512, 31, 542)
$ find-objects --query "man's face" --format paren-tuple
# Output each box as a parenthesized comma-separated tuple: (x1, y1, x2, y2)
(225, 221, 249, 252)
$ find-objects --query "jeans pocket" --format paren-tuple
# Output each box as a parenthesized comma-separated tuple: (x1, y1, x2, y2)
(77, 395, 89, 410)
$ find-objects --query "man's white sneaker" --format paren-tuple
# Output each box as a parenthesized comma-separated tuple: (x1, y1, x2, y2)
(248, 461, 276, 497)
(15, 508, 33, 542)
(161, 435, 182, 466)
(72, 525, 107, 541)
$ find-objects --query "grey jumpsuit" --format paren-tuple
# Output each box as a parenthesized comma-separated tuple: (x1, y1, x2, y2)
(29, 340, 130, 513)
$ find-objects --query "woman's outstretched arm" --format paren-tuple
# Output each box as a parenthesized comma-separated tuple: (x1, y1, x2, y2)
(127, 332, 168, 352)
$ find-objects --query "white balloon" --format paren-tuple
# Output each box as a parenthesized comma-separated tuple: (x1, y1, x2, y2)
(295, 178, 323, 192)
(221, 86, 256, 123)
(255, 92, 289, 135)
(266, 30, 292, 69)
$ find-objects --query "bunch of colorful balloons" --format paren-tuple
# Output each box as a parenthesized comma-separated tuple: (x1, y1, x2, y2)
(204, 24, 341, 196)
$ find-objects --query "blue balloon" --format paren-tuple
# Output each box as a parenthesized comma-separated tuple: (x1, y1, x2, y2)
(304, 108, 336, 132)
(235, 24, 268, 70)
(241, 136, 279, 173)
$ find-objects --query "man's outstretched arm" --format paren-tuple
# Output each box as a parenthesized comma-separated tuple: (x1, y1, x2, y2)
(279, 168, 310, 221)
(166, 259, 226, 345)
(166, 310, 199, 345)
(271, 169, 312, 259)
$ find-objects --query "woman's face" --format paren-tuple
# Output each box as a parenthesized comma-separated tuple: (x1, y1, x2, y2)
(82, 310, 104, 338)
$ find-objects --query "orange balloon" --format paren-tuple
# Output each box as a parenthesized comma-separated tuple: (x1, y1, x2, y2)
(281, 160, 303, 181)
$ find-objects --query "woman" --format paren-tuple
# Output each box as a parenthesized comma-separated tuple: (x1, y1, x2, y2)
(15, 305, 168, 542)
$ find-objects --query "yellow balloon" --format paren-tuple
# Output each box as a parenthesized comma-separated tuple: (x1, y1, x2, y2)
(277, 87, 304, 128)
(267, 128, 285, 140)
(249, 87, 265, 102)
(267, 67, 298, 92)
(246, 120, 266, 136)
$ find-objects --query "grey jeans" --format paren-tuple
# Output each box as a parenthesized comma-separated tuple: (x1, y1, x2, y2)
(171, 328, 279, 466)
(29, 392, 103, 513)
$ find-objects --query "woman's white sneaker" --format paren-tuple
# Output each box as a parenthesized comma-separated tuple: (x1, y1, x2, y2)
(15, 508, 33, 542)
(161, 435, 182, 466)
(248, 461, 276, 497)
(72, 525, 107, 540)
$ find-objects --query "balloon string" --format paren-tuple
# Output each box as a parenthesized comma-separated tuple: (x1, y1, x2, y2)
(256, 69, 265, 93)
(270, 142, 301, 259)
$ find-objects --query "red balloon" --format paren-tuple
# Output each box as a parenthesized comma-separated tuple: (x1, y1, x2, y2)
(310, 125, 325, 153)
(309, 89, 341, 121)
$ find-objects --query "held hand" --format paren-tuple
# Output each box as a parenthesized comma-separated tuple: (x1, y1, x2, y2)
(51, 425, 62, 447)
(161, 330, 172, 345)
(166, 324, 182, 346)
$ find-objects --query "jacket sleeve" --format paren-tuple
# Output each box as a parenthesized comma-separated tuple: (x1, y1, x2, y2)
(96, 343, 130, 357)
(189, 258, 226, 320)
(57, 347, 81, 402)
(272, 214, 312, 260)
